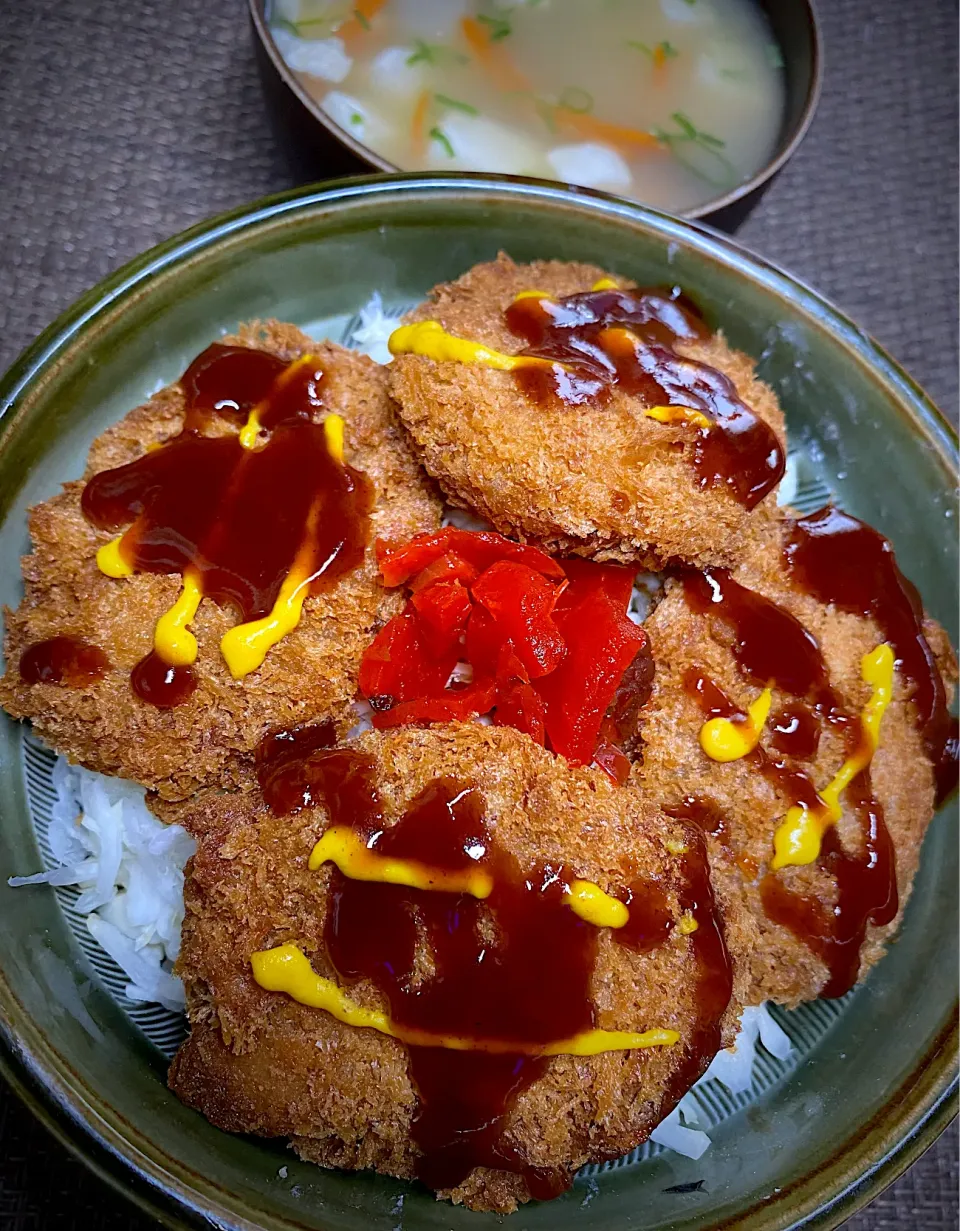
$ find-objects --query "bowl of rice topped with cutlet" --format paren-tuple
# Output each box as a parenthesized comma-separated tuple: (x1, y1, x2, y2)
(0, 173, 955, 1231)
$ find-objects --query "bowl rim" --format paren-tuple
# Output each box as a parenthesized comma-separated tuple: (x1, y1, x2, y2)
(0, 171, 955, 1231)
(246, 0, 824, 221)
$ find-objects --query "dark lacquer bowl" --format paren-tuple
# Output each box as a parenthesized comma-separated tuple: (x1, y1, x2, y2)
(248, 0, 822, 232)
(0, 175, 954, 1231)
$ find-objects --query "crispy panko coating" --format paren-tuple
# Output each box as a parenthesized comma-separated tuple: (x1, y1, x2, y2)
(390, 254, 785, 569)
(0, 323, 441, 802)
(169, 724, 753, 1213)
(638, 509, 957, 1007)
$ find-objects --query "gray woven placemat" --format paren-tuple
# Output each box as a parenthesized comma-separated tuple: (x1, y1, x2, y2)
(0, 1, 956, 1228)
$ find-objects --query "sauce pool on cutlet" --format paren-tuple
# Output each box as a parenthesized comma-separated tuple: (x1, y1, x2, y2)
(391, 284, 786, 509)
(676, 515, 953, 998)
(18, 635, 110, 687)
(75, 344, 373, 707)
(784, 506, 959, 806)
(248, 732, 735, 1196)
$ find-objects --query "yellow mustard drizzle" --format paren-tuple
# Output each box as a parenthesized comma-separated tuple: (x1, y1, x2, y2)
(699, 686, 773, 763)
(388, 320, 560, 372)
(591, 277, 620, 290)
(309, 827, 494, 899)
(310, 828, 629, 928)
(566, 879, 629, 928)
(100, 388, 349, 681)
(250, 944, 679, 1055)
(217, 414, 345, 680)
(770, 644, 895, 870)
(153, 571, 203, 667)
(322, 412, 345, 464)
(238, 354, 320, 451)
(677, 912, 699, 935)
(389, 307, 714, 436)
(96, 537, 134, 578)
(220, 556, 312, 680)
(644, 405, 712, 430)
(238, 408, 262, 451)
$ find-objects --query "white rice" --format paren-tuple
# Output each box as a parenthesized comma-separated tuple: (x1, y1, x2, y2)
(10, 760, 193, 1013)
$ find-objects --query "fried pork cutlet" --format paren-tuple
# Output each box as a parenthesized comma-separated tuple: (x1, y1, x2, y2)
(389, 254, 787, 570)
(169, 723, 754, 1214)
(638, 506, 958, 1008)
(0, 323, 441, 802)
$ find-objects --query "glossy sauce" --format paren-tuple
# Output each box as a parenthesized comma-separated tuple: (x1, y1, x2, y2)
(130, 650, 197, 708)
(255, 719, 338, 814)
(681, 557, 905, 998)
(260, 736, 731, 1194)
(504, 289, 785, 508)
(18, 635, 110, 687)
(785, 507, 958, 805)
(648, 825, 733, 1114)
(81, 345, 373, 708)
(614, 878, 674, 953)
(760, 780, 898, 997)
(770, 703, 821, 760)
(322, 768, 591, 1194)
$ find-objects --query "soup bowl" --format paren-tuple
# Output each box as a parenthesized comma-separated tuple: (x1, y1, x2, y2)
(0, 174, 955, 1231)
(248, 0, 822, 231)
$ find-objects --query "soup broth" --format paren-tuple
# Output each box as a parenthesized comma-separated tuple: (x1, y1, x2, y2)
(270, 0, 786, 213)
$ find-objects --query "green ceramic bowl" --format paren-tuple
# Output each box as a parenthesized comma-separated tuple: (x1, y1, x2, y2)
(0, 174, 955, 1231)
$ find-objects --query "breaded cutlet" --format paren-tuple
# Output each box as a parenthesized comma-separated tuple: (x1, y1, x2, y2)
(0, 323, 441, 802)
(169, 723, 755, 1214)
(638, 508, 957, 1007)
(389, 254, 786, 569)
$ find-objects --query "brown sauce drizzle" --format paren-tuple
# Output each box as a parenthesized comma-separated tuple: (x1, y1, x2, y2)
(130, 650, 196, 708)
(683, 568, 845, 721)
(18, 636, 110, 687)
(784, 506, 958, 805)
(770, 703, 821, 760)
(681, 557, 904, 997)
(254, 719, 338, 814)
(256, 732, 732, 1197)
(504, 288, 785, 509)
(644, 825, 734, 1115)
(760, 780, 898, 998)
(80, 344, 372, 708)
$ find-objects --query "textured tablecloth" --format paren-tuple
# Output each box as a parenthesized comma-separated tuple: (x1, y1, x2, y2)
(0, 1, 956, 1227)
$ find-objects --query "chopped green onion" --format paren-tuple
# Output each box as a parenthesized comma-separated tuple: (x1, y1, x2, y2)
(353, 8, 370, 29)
(434, 93, 479, 115)
(559, 86, 594, 114)
(406, 39, 469, 67)
(350, 112, 363, 125)
(672, 111, 698, 138)
(653, 114, 736, 188)
(273, 13, 339, 37)
(430, 126, 456, 158)
(719, 67, 748, 81)
(477, 12, 512, 40)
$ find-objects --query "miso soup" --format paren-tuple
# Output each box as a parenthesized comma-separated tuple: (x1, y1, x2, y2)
(269, 0, 787, 212)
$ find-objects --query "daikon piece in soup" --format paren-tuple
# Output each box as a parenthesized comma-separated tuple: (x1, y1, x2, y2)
(269, 0, 787, 213)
